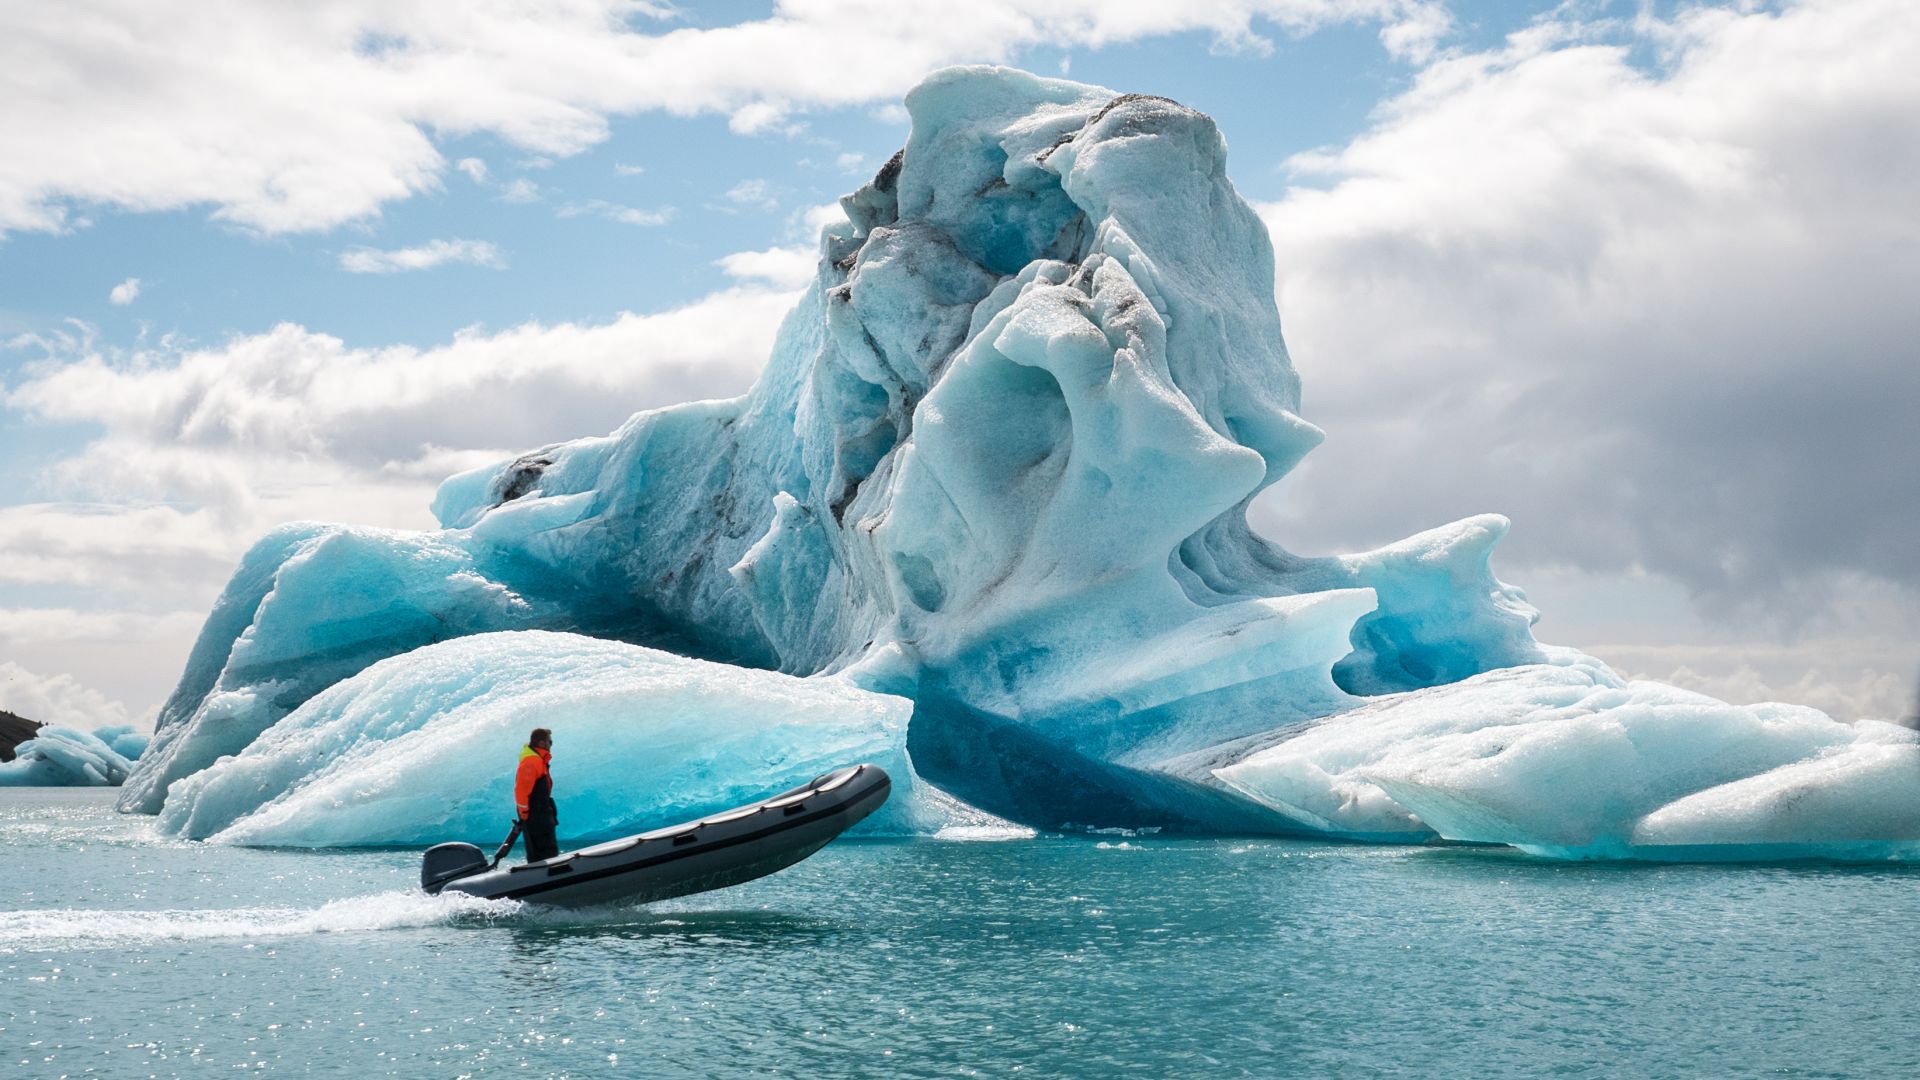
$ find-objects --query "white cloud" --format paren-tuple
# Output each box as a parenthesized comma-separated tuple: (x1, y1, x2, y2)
(557, 199, 674, 227)
(709, 201, 848, 291)
(338, 238, 505, 273)
(728, 100, 800, 137)
(0, 0, 1447, 236)
(800, 201, 851, 238)
(725, 178, 777, 210)
(6, 287, 796, 510)
(1253, 0, 1920, 624)
(834, 152, 868, 174)
(614, 163, 647, 176)
(717, 246, 817, 289)
(498, 178, 540, 203)
(0, 609, 205, 648)
(108, 277, 140, 305)
(0, 503, 243, 600)
(454, 157, 489, 183)
(0, 612, 203, 728)
(0, 659, 138, 730)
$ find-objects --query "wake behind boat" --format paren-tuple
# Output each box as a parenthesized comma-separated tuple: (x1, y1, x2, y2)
(420, 764, 890, 906)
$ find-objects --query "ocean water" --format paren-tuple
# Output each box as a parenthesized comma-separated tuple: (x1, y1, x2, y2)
(4, 789, 1917, 1078)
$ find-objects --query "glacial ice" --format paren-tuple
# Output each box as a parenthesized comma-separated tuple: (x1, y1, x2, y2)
(1214, 651, 1920, 860)
(159, 631, 933, 845)
(0, 725, 148, 787)
(117, 66, 1905, 861)
(100, 726, 151, 760)
(119, 524, 558, 813)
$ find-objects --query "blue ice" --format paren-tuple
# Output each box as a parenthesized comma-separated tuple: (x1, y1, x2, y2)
(117, 67, 1904, 861)
(1, 725, 149, 787)
(1214, 650, 1920, 859)
(156, 631, 937, 845)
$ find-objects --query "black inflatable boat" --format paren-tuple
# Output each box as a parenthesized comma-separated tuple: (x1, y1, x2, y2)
(420, 764, 891, 906)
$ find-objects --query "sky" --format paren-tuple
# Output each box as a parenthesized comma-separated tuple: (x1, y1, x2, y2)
(2, 0, 1915, 729)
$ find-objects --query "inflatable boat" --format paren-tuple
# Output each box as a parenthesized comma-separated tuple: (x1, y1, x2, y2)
(420, 763, 891, 906)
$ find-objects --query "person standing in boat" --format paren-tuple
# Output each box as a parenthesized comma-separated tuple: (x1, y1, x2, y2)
(515, 728, 559, 862)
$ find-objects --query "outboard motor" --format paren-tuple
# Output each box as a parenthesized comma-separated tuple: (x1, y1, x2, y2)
(421, 842, 489, 893)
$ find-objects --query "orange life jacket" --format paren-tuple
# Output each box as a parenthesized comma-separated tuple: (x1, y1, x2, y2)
(515, 745, 551, 820)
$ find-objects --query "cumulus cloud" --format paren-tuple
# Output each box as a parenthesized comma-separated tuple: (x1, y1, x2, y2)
(1253, 0, 1920, 626)
(714, 199, 850, 288)
(717, 246, 816, 289)
(0, 0, 1446, 236)
(728, 100, 802, 137)
(108, 277, 140, 305)
(7, 287, 792, 485)
(0, 659, 137, 729)
(338, 238, 506, 273)
(454, 157, 489, 183)
(800, 200, 851, 236)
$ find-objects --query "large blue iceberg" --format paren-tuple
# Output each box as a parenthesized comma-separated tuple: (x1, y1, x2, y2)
(119, 67, 1918, 861)
(156, 631, 940, 845)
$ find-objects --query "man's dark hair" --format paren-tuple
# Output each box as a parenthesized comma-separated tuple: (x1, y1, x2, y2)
(529, 727, 552, 747)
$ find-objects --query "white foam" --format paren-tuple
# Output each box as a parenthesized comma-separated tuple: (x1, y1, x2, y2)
(5, 890, 521, 950)
(934, 824, 1039, 841)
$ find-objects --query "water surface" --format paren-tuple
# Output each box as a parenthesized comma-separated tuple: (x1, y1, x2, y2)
(5, 789, 1916, 1077)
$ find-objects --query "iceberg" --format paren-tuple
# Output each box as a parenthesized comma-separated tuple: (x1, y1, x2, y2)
(118, 524, 560, 813)
(117, 66, 1903, 861)
(1, 724, 149, 786)
(156, 631, 933, 846)
(1214, 650, 1920, 859)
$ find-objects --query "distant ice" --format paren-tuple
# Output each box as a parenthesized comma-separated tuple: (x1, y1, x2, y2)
(1215, 650, 1920, 860)
(0, 725, 148, 787)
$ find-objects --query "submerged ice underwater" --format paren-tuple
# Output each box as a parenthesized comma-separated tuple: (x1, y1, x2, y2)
(99, 65, 1920, 862)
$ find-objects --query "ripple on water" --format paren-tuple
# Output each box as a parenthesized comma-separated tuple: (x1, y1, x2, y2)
(5, 789, 1920, 1078)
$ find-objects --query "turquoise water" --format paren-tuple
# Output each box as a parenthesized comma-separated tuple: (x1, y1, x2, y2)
(5, 789, 1918, 1078)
